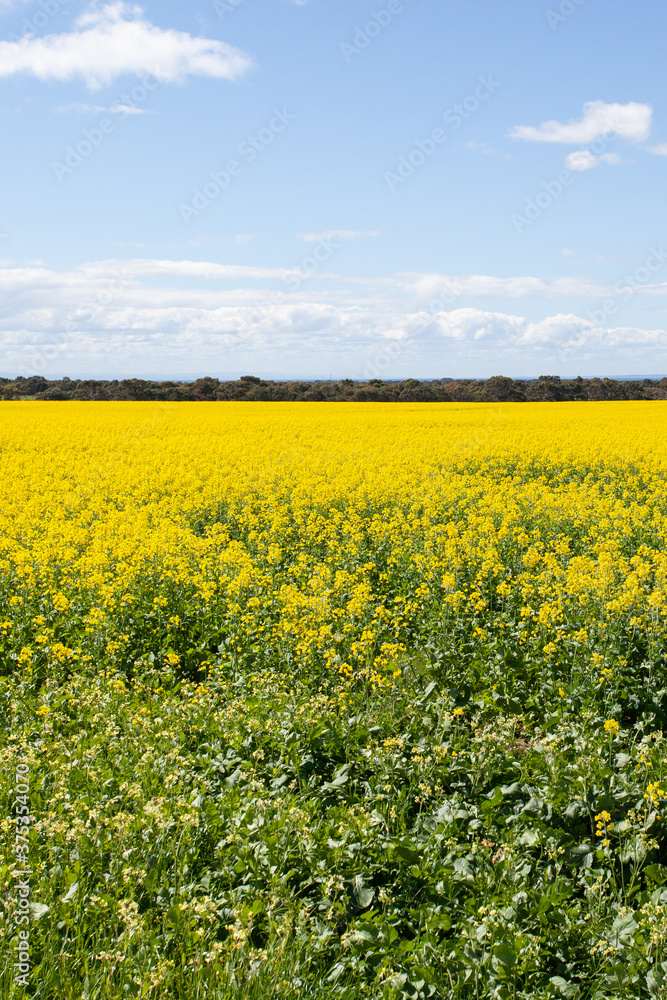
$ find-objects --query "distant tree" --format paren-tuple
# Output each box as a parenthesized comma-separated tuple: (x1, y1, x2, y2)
(484, 376, 526, 402)
(525, 376, 565, 402)
(192, 377, 220, 398)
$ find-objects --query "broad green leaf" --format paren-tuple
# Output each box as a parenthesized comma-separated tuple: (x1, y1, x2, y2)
(395, 844, 420, 865)
(645, 863, 667, 885)
(550, 976, 578, 998)
(351, 875, 374, 909)
(494, 942, 516, 968)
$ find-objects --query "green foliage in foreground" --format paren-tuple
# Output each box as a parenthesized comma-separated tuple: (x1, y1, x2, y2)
(2, 638, 667, 999)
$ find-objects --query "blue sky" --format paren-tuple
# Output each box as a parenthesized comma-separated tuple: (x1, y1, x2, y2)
(1, 0, 667, 379)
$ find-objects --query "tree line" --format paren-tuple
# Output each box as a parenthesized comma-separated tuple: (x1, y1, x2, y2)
(2, 374, 667, 402)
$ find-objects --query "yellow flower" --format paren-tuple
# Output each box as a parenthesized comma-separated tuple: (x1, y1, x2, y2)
(35, 705, 50, 717)
(452, 707, 465, 717)
(603, 719, 620, 735)
(646, 783, 666, 805)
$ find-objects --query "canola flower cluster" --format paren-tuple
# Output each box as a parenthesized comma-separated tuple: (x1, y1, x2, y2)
(1, 401, 667, 999)
(2, 401, 667, 690)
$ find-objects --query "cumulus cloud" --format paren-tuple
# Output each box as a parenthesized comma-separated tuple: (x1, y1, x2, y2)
(0, 2, 252, 89)
(509, 101, 653, 145)
(564, 150, 622, 172)
(2, 259, 667, 378)
(647, 143, 667, 156)
(564, 150, 598, 172)
(428, 308, 667, 353)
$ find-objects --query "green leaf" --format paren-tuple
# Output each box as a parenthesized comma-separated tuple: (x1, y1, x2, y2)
(395, 844, 420, 865)
(453, 857, 474, 881)
(62, 881, 78, 903)
(647, 967, 665, 996)
(494, 942, 516, 968)
(645, 864, 667, 885)
(328, 774, 349, 788)
(144, 869, 158, 891)
(417, 680, 437, 705)
(550, 976, 578, 998)
(351, 875, 374, 909)
(327, 963, 346, 983)
(609, 912, 638, 947)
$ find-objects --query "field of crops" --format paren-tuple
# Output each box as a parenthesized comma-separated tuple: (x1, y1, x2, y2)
(2, 401, 667, 999)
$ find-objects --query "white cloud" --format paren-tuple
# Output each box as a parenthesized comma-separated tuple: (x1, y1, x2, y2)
(399, 272, 620, 300)
(564, 150, 624, 171)
(298, 230, 380, 243)
(565, 149, 599, 172)
(2, 259, 667, 378)
(647, 143, 667, 156)
(428, 308, 667, 353)
(0, 2, 252, 89)
(509, 100, 653, 145)
(6, 260, 667, 305)
(56, 102, 153, 115)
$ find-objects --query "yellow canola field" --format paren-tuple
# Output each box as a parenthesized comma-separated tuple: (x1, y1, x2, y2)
(1, 401, 667, 685)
